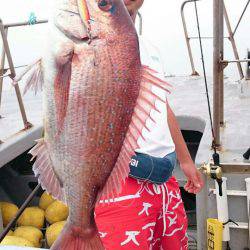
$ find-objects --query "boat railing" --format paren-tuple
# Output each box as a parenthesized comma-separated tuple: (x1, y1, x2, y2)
(181, 0, 250, 146)
(137, 12, 142, 36)
(181, 0, 249, 79)
(0, 19, 48, 144)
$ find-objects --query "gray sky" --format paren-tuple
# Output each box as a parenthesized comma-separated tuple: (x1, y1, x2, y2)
(0, 0, 250, 79)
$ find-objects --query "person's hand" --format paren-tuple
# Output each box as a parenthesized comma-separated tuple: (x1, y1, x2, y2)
(181, 162, 204, 194)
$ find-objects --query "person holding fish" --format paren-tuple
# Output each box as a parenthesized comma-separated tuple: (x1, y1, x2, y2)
(23, 0, 204, 249)
(94, 0, 204, 249)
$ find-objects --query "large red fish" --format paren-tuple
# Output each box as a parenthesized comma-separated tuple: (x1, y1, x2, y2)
(26, 0, 171, 249)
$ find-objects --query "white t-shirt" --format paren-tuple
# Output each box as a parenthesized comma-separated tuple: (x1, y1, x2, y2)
(135, 36, 175, 157)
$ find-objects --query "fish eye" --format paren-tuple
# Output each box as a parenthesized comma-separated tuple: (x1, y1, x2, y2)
(98, 0, 113, 12)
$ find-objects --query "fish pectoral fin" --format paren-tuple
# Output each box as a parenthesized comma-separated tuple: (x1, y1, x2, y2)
(13, 58, 43, 95)
(29, 138, 65, 203)
(98, 65, 172, 203)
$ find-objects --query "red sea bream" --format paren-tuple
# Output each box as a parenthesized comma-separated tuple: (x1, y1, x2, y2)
(26, 0, 171, 249)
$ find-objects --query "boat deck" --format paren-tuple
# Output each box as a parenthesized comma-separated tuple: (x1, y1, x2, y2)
(167, 75, 250, 166)
(0, 82, 43, 168)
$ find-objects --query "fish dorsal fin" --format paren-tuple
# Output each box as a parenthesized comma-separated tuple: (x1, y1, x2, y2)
(29, 138, 66, 203)
(98, 65, 172, 203)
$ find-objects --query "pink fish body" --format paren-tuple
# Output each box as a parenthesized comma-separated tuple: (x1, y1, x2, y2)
(29, 0, 171, 249)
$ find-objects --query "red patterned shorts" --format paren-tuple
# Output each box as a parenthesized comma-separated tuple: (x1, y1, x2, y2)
(95, 176, 188, 250)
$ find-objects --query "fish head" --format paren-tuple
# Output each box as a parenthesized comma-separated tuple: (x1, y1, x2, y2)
(83, 0, 141, 70)
(81, 0, 137, 39)
(54, 0, 137, 42)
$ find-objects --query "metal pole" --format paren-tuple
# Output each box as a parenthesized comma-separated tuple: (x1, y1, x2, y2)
(0, 28, 7, 118)
(213, 0, 223, 146)
(137, 12, 142, 36)
(189, 36, 228, 39)
(232, 0, 250, 36)
(221, 59, 250, 64)
(219, 0, 224, 127)
(4, 19, 48, 28)
(0, 184, 41, 242)
(223, 2, 244, 80)
(0, 19, 32, 129)
(181, 0, 199, 76)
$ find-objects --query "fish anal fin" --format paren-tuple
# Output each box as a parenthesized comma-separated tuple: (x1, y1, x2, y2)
(29, 138, 65, 203)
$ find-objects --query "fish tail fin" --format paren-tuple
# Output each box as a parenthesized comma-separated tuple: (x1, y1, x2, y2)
(51, 222, 104, 250)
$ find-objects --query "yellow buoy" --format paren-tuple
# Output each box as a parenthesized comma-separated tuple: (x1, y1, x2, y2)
(0, 235, 34, 247)
(13, 226, 43, 247)
(0, 202, 18, 227)
(45, 201, 68, 224)
(17, 206, 45, 229)
(39, 192, 55, 210)
(207, 218, 223, 250)
(46, 220, 66, 247)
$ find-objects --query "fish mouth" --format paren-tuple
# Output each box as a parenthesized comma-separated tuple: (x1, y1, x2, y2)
(55, 4, 96, 41)
(59, 3, 80, 15)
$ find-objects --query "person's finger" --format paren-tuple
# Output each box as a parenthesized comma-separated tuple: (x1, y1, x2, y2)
(193, 173, 204, 193)
(191, 173, 201, 189)
(184, 180, 191, 190)
(197, 171, 204, 188)
(193, 185, 201, 193)
(190, 174, 203, 193)
(187, 186, 196, 194)
(186, 181, 195, 193)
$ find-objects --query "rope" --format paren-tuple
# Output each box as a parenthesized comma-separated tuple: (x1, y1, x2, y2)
(28, 12, 37, 25)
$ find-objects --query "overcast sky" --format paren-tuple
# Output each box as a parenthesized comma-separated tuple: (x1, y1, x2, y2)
(0, 0, 250, 79)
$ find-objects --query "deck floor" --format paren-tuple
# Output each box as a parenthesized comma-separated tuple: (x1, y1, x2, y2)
(0, 82, 42, 141)
(0, 81, 43, 167)
(167, 75, 250, 165)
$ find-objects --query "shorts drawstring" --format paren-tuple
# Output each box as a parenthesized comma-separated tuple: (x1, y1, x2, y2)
(161, 184, 166, 236)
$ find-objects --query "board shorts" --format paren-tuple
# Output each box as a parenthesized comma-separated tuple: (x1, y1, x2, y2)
(95, 176, 188, 250)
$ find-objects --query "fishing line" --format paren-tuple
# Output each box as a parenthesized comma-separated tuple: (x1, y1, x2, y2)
(193, 1, 217, 154)
(193, 2, 231, 248)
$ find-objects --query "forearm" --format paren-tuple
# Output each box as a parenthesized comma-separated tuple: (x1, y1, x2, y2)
(167, 103, 193, 169)
(167, 103, 204, 193)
